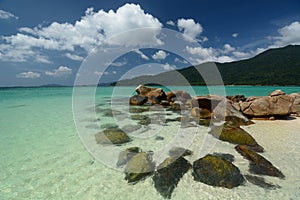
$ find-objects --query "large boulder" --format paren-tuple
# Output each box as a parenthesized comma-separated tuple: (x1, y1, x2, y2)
(227, 95, 246, 103)
(191, 95, 251, 125)
(125, 152, 155, 184)
(209, 125, 264, 152)
(129, 95, 148, 105)
(135, 85, 166, 104)
(240, 95, 295, 118)
(290, 93, 300, 116)
(192, 154, 245, 188)
(269, 89, 285, 97)
(235, 145, 285, 179)
(153, 156, 191, 199)
(95, 128, 131, 145)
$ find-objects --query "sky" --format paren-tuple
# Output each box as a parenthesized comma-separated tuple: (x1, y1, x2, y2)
(1, 0, 300, 87)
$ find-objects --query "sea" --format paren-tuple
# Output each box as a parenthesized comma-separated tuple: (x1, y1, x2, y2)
(1, 85, 300, 199)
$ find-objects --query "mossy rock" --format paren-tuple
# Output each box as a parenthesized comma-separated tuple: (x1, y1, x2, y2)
(117, 147, 142, 167)
(192, 154, 245, 188)
(95, 128, 131, 145)
(153, 156, 191, 199)
(235, 145, 285, 179)
(121, 124, 142, 133)
(209, 125, 264, 152)
(125, 152, 155, 184)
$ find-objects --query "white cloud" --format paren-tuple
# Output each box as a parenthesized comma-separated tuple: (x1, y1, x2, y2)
(152, 50, 168, 60)
(65, 53, 84, 61)
(162, 63, 176, 71)
(0, 10, 18, 20)
(133, 49, 149, 60)
(166, 20, 175, 26)
(110, 61, 127, 67)
(186, 46, 234, 63)
(17, 71, 40, 78)
(177, 18, 203, 42)
(232, 33, 238, 38)
(0, 4, 162, 63)
(232, 51, 252, 59)
(273, 21, 300, 46)
(45, 66, 72, 77)
(223, 44, 236, 53)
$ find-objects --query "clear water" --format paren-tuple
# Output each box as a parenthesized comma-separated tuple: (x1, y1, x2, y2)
(1, 86, 300, 199)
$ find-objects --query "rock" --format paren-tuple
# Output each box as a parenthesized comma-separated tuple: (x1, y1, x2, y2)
(117, 147, 142, 167)
(191, 95, 224, 111)
(170, 101, 182, 111)
(121, 124, 142, 133)
(192, 154, 245, 188)
(227, 95, 246, 103)
(192, 95, 251, 125)
(240, 95, 295, 118)
(155, 136, 164, 141)
(209, 125, 264, 152)
(95, 128, 132, 145)
(129, 95, 148, 105)
(125, 152, 155, 184)
(135, 85, 166, 104)
(235, 145, 285, 179)
(269, 89, 286, 97)
(168, 147, 193, 157)
(129, 106, 150, 113)
(97, 108, 122, 117)
(165, 91, 176, 102)
(213, 100, 250, 125)
(212, 153, 235, 163)
(100, 123, 118, 129)
(130, 114, 151, 126)
(190, 107, 211, 119)
(290, 93, 300, 116)
(153, 156, 191, 199)
(244, 174, 281, 190)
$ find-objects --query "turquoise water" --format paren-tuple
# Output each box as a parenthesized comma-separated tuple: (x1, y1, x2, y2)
(1, 86, 300, 199)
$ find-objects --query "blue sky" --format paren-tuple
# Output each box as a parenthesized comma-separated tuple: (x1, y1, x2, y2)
(1, 0, 300, 86)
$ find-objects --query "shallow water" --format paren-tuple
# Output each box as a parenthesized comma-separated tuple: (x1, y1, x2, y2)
(1, 86, 300, 199)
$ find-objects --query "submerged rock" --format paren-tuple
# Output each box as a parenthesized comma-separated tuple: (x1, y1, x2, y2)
(235, 145, 285, 179)
(121, 124, 142, 133)
(168, 147, 193, 157)
(192, 154, 245, 188)
(129, 95, 148, 105)
(125, 152, 155, 184)
(95, 128, 131, 145)
(209, 125, 264, 152)
(244, 174, 281, 190)
(153, 156, 191, 199)
(117, 147, 142, 167)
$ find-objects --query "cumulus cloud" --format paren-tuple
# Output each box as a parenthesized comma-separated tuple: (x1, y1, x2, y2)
(166, 20, 175, 26)
(186, 46, 234, 63)
(133, 49, 149, 60)
(45, 66, 72, 77)
(223, 44, 236, 53)
(152, 50, 168, 60)
(17, 71, 40, 78)
(273, 21, 300, 46)
(177, 18, 203, 42)
(110, 61, 127, 67)
(162, 63, 176, 71)
(232, 33, 238, 38)
(0, 9, 19, 20)
(0, 4, 162, 63)
(65, 53, 84, 61)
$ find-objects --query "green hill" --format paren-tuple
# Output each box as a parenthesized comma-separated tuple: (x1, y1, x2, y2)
(115, 45, 300, 86)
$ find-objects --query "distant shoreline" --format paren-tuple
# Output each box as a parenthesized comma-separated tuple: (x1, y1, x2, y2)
(1, 84, 300, 89)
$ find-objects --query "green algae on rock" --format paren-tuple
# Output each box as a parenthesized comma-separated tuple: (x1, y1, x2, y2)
(192, 154, 245, 188)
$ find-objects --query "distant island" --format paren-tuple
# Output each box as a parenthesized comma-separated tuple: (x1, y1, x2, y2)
(115, 45, 300, 86)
